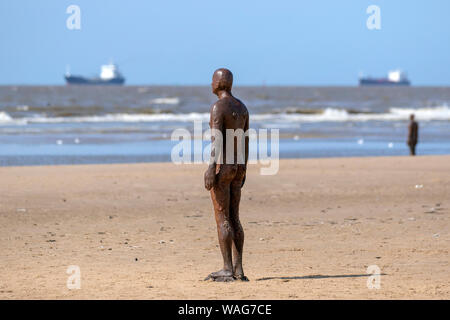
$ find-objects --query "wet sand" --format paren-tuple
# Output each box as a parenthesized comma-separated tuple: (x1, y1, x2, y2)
(0, 156, 449, 299)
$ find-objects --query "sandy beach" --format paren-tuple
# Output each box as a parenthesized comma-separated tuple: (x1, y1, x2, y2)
(0, 156, 449, 299)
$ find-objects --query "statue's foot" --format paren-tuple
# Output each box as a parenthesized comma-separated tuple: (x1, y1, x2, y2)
(204, 269, 235, 282)
(234, 274, 249, 281)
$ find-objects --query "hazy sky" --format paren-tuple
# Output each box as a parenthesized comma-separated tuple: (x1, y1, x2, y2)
(1, 0, 449, 85)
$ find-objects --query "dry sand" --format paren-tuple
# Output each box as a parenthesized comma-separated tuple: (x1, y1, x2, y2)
(0, 156, 449, 299)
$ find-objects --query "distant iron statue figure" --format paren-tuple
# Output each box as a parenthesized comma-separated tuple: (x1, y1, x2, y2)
(204, 68, 249, 282)
(408, 114, 419, 156)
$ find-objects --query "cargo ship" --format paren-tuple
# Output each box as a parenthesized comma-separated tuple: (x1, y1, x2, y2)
(359, 70, 410, 86)
(65, 63, 125, 85)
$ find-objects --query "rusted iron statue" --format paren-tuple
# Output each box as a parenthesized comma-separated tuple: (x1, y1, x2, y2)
(204, 68, 249, 282)
(408, 114, 419, 156)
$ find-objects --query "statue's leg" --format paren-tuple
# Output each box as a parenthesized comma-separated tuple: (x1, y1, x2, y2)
(205, 166, 235, 282)
(230, 165, 248, 281)
(409, 143, 416, 156)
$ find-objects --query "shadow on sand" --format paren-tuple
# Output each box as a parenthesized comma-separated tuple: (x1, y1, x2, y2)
(256, 274, 387, 281)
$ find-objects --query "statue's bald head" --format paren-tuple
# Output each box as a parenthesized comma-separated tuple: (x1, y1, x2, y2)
(212, 68, 233, 95)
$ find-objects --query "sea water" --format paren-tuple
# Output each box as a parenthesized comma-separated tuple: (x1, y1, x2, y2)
(0, 86, 449, 166)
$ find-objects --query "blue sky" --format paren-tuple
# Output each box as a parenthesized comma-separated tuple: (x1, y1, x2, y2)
(0, 0, 449, 85)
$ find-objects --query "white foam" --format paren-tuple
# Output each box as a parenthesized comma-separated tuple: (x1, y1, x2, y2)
(0, 106, 448, 125)
(0, 112, 29, 125)
(0, 112, 13, 123)
(150, 97, 180, 105)
(389, 105, 450, 121)
(16, 105, 29, 111)
(252, 106, 450, 122)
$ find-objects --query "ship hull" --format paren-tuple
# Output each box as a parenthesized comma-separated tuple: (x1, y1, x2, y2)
(65, 75, 125, 85)
(359, 78, 410, 86)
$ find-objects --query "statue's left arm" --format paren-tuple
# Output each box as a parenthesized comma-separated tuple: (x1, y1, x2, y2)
(204, 103, 223, 190)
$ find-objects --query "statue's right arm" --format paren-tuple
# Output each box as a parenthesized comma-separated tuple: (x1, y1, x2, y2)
(241, 112, 249, 188)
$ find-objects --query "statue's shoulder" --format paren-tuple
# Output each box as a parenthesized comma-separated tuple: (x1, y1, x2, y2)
(210, 99, 227, 117)
(211, 97, 232, 111)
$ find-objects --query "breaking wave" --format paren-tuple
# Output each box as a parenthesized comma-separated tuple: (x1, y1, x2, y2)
(0, 112, 14, 123)
(0, 106, 449, 125)
(265, 105, 450, 122)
